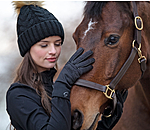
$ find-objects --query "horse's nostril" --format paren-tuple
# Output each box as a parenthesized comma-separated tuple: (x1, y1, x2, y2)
(72, 109, 84, 130)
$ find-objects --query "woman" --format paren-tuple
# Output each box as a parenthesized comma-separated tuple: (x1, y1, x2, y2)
(6, 1, 127, 130)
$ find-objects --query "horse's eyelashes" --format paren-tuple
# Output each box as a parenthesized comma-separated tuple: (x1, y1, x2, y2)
(104, 35, 120, 46)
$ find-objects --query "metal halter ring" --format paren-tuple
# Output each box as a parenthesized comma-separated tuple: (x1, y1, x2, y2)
(103, 85, 115, 100)
(134, 16, 143, 30)
(132, 40, 141, 49)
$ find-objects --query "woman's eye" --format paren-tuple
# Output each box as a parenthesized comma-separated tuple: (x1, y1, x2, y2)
(40, 44, 47, 48)
(55, 42, 61, 46)
(104, 35, 120, 46)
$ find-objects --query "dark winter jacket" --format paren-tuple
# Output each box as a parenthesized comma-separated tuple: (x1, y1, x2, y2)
(6, 68, 71, 130)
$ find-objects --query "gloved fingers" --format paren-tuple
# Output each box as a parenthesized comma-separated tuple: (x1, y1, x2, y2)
(97, 121, 107, 130)
(114, 101, 123, 117)
(69, 47, 84, 62)
(121, 90, 128, 103)
(73, 50, 93, 64)
(116, 90, 128, 105)
(115, 90, 123, 105)
(75, 58, 95, 68)
(78, 65, 93, 75)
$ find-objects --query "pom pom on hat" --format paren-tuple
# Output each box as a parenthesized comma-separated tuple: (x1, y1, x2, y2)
(12, 1, 44, 15)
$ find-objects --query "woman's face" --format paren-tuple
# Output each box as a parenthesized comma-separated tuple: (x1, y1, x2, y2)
(30, 36, 62, 72)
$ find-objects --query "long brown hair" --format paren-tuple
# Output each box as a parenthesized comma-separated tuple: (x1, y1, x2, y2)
(13, 52, 52, 116)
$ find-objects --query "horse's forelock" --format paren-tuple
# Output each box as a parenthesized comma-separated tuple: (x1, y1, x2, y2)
(84, 2, 132, 19)
(84, 1, 108, 19)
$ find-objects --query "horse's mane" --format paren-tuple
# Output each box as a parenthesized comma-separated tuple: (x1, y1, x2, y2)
(84, 2, 131, 19)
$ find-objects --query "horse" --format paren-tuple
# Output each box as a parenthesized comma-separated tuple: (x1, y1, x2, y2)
(70, 1, 150, 130)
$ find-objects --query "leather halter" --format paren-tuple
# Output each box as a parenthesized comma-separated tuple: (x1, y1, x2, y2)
(74, 1, 147, 117)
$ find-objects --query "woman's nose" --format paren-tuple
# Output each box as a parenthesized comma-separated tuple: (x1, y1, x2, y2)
(48, 45, 56, 55)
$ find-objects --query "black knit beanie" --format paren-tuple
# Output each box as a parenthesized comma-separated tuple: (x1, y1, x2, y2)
(13, 2, 64, 57)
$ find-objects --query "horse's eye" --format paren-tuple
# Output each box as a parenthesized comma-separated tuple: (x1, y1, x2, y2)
(104, 35, 120, 46)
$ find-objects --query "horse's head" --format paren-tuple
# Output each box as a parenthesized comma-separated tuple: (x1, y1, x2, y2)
(70, 1, 149, 130)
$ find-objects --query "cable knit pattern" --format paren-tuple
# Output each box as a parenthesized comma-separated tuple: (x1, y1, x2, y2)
(17, 5, 64, 57)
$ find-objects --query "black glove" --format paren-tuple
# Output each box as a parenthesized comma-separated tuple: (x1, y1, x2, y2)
(55, 47, 95, 89)
(96, 90, 128, 130)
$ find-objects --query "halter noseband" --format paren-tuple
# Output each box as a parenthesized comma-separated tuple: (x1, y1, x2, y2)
(74, 1, 146, 117)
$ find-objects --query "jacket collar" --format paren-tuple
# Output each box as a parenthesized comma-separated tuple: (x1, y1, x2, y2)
(41, 68, 57, 84)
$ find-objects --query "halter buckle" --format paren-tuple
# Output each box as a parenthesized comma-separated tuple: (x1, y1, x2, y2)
(137, 44, 147, 63)
(135, 16, 143, 30)
(103, 85, 115, 99)
(132, 40, 147, 63)
(138, 55, 146, 63)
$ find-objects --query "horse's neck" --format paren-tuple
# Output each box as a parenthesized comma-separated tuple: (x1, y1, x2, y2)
(139, 56, 150, 104)
(139, 2, 150, 108)
(136, 76, 150, 109)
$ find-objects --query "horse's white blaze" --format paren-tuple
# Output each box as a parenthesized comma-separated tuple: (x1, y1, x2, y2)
(83, 18, 98, 39)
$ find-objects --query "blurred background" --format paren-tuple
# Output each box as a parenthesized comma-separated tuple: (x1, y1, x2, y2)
(0, 1, 84, 129)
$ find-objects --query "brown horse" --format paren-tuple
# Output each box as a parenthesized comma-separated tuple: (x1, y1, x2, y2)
(70, 1, 150, 130)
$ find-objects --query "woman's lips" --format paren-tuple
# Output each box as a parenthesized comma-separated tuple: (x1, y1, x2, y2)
(46, 58, 56, 62)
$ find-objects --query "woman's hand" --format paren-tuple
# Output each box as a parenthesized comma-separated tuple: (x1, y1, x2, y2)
(55, 47, 95, 88)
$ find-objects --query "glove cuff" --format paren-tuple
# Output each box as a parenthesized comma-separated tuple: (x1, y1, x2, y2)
(52, 81, 70, 100)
